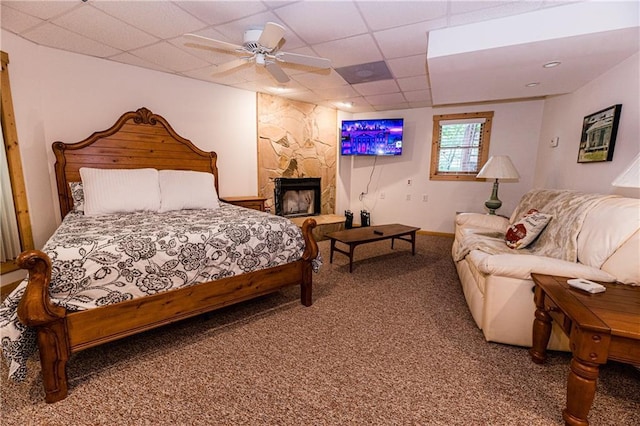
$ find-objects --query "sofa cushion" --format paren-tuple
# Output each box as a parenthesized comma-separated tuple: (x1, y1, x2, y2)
(471, 253, 616, 282)
(578, 197, 640, 269)
(505, 209, 552, 249)
(600, 229, 640, 285)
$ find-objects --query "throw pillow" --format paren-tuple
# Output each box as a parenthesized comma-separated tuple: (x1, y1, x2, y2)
(505, 209, 553, 249)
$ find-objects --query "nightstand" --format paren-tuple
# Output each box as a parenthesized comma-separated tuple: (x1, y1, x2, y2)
(220, 196, 266, 212)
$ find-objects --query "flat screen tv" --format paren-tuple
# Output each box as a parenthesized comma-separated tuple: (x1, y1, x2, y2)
(340, 118, 404, 156)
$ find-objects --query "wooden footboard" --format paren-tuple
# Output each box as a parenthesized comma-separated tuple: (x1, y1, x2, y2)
(17, 218, 317, 403)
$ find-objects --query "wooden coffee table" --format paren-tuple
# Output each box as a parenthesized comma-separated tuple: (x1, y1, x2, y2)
(529, 273, 640, 426)
(326, 224, 419, 272)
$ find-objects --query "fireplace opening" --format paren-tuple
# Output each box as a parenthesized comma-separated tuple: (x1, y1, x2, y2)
(274, 177, 321, 217)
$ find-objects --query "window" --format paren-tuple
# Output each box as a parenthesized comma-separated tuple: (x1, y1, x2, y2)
(430, 111, 493, 181)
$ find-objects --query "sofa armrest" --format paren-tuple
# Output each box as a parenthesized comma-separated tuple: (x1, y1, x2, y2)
(456, 213, 509, 232)
(472, 252, 617, 282)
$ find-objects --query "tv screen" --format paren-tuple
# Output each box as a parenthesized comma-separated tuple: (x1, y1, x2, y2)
(340, 118, 404, 156)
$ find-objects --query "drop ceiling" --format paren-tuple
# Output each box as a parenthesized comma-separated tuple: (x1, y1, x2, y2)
(1, 1, 638, 112)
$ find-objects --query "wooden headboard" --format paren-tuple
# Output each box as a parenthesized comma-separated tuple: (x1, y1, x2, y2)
(53, 107, 219, 219)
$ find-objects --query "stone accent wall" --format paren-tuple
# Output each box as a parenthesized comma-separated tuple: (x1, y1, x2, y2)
(257, 93, 337, 214)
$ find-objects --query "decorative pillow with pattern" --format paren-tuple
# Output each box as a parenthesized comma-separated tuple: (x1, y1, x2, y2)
(69, 182, 84, 213)
(505, 209, 553, 249)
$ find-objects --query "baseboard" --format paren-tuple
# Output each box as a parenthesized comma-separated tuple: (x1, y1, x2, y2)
(418, 230, 454, 238)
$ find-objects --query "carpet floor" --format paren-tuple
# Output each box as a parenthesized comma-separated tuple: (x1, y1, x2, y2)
(1, 235, 639, 425)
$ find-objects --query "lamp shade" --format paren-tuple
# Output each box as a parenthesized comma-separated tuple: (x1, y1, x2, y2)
(476, 155, 520, 180)
(612, 153, 640, 188)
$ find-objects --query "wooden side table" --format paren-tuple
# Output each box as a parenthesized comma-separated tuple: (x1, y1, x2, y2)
(220, 196, 266, 212)
(529, 273, 640, 426)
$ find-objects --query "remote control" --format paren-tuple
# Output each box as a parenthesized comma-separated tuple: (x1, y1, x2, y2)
(567, 278, 606, 294)
(373, 230, 384, 235)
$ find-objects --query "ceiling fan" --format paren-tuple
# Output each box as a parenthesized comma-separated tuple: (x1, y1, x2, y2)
(184, 22, 332, 84)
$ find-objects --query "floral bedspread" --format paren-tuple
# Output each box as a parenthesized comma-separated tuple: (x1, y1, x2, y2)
(1, 204, 320, 381)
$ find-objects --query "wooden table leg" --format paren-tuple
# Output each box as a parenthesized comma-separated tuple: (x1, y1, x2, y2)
(329, 239, 336, 263)
(348, 244, 355, 273)
(562, 357, 600, 426)
(530, 286, 552, 364)
(411, 231, 416, 255)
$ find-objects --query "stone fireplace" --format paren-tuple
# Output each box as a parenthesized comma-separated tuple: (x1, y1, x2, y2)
(274, 177, 321, 217)
(257, 93, 337, 215)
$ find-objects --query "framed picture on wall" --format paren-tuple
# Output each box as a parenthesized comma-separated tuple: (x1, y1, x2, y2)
(577, 104, 622, 163)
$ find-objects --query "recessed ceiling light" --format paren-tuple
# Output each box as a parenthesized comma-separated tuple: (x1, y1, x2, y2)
(526, 82, 540, 87)
(543, 61, 561, 68)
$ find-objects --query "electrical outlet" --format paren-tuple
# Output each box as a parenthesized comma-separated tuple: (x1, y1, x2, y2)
(422, 194, 428, 202)
(407, 179, 412, 186)
(550, 137, 559, 147)
(380, 192, 385, 199)
(406, 194, 411, 201)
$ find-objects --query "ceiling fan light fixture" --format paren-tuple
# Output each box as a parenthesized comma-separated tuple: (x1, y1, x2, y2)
(184, 22, 330, 84)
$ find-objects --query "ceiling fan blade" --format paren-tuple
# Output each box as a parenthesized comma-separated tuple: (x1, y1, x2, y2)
(184, 34, 243, 53)
(265, 61, 290, 83)
(258, 22, 286, 51)
(214, 58, 250, 74)
(276, 52, 331, 69)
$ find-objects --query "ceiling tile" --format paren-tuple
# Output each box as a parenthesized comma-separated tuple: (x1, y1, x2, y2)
(312, 85, 359, 100)
(365, 92, 406, 106)
(176, 1, 268, 26)
(408, 100, 433, 108)
(449, 1, 549, 27)
(21, 22, 121, 57)
(274, 1, 368, 45)
(292, 69, 348, 89)
(353, 80, 400, 96)
(52, 5, 158, 51)
(181, 65, 249, 85)
(312, 34, 382, 68)
(109, 52, 173, 73)
(2, 0, 80, 20)
(0, 4, 43, 34)
(374, 20, 444, 59)
(374, 102, 410, 111)
(397, 75, 430, 91)
(130, 41, 210, 72)
(387, 54, 427, 78)
(403, 89, 431, 103)
(357, 1, 448, 31)
(92, 1, 207, 39)
(212, 11, 283, 46)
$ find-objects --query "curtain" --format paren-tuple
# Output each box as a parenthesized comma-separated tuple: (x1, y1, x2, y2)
(1, 122, 22, 262)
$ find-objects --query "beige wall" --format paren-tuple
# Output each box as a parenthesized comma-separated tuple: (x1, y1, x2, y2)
(534, 53, 640, 198)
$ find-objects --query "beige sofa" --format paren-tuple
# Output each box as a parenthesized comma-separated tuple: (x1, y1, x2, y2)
(452, 189, 640, 351)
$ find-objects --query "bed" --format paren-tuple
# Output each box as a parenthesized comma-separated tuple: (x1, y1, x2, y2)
(0, 107, 319, 403)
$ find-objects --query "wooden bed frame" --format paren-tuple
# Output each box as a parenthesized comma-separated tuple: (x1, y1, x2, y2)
(17, 107, 318, 403)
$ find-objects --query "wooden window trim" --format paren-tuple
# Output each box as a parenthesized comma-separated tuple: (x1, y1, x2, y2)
(430, 111, 493, 181)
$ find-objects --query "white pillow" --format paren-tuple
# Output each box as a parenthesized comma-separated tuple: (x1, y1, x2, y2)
(80, 168, 160, 215)
(158, 170, 220, 212)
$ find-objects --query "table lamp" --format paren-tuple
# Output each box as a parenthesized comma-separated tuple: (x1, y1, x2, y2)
(476, 155, 520, 214)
